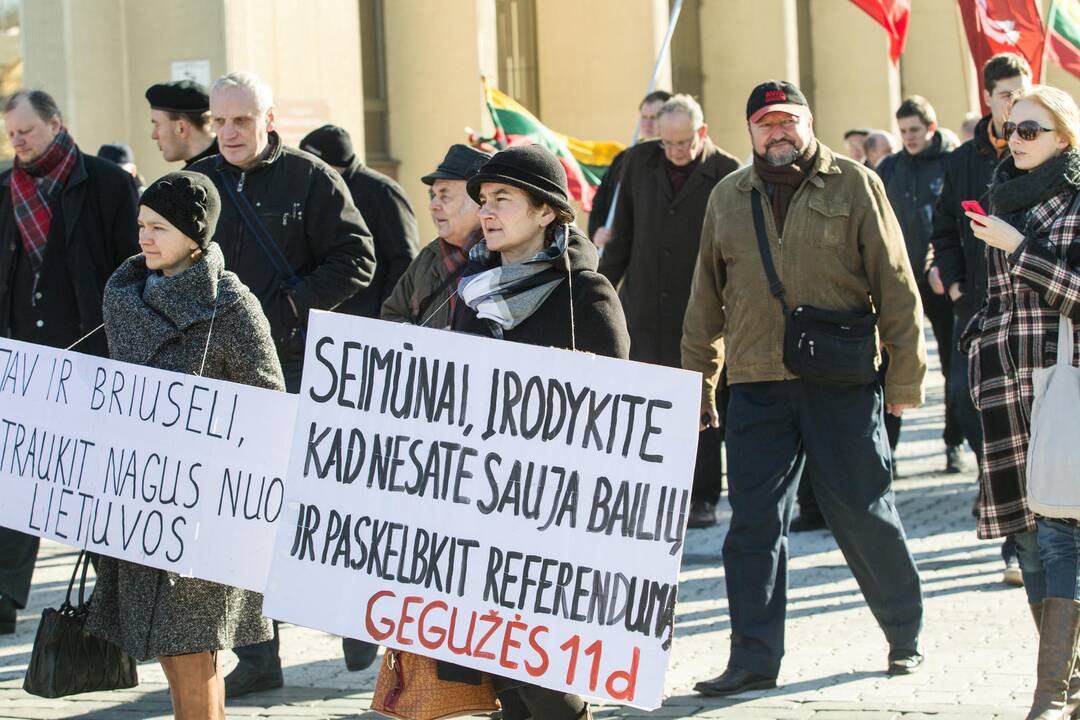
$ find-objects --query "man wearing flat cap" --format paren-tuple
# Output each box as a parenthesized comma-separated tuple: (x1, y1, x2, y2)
(381, 143, 491, 328)
(301, 124, 419, 319)
(682, 80, 927, 694)
(146, 79, 218, 168)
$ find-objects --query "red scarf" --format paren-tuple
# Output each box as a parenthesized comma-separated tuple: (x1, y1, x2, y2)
(436, 231, 481, 317)
(10, 128, 78, 271)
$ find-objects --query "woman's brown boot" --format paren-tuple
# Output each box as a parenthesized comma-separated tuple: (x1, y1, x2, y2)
(1032, 601, 1080, 718)
(1027, 598, 1080, 720)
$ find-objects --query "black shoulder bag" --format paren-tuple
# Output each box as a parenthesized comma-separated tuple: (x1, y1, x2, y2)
(220, 175, 305, 345)
(24, 551, 138, 698)
(750, 189, 879, 388)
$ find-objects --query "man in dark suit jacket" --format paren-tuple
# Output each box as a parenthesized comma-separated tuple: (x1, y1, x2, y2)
(0, 89, 138, 634)
(599, 94, 740, 529)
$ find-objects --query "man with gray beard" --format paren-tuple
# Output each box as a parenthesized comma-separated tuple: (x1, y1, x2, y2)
(682, 81, 926, 695)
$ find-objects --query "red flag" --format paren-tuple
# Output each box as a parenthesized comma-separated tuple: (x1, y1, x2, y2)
(958, 0, 1047, 114)
(850, 0, 912, 65)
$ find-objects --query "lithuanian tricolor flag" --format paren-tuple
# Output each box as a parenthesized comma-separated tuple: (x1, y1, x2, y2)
(482, 80, 625, 211)
(1047, 0, 1080, 79)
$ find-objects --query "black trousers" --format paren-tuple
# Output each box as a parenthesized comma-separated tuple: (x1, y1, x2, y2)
(724, 380, 923, 677)
(0, 527, 39, 608)
(948, 302, 983, 457)
(694, 377, 729, 505)
(920, 285, 964, 447)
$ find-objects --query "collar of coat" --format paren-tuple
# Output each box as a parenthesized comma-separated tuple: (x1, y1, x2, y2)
(212, 130, 284, 176)
(1, 147, 88, 191)
(738, 140, 841, 193)
(642, 137, 725, 178)
(105, 243, 239, 364)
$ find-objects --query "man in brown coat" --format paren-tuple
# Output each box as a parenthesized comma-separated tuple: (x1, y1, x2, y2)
(599, 94, 739, 529)
(683, 80, 926, 695)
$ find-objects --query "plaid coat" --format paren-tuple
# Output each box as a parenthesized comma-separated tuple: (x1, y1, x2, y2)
(967, 187, 1080, 539)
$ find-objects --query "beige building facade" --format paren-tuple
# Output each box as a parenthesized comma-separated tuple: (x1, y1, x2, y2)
(9, 0, 1080, 240)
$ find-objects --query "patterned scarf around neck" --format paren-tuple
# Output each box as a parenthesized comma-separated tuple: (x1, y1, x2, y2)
(752, 138, 819, 231)
(457, 225, 570, 339)
(10, 128, 78, 272)
(434, 231, 482, 320)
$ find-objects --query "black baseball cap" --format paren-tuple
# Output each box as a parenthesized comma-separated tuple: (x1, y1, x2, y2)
(746, 80, 810, 123)
(301, 125, 355, 167)
(97, 143, 135, 165)
(422, 144, 492, 185)
(145, 80, 210, 113)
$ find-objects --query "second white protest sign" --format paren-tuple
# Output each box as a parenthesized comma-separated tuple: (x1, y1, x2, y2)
(263, 311, 701, 709)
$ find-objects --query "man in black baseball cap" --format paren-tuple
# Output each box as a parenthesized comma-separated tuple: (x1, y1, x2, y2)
(381, 144, 491, 328)
(145, 80, 218, 167)
(683, 79, 926, 695)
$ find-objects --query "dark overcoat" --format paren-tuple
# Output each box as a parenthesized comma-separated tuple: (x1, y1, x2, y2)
(598, 138, 739, 367)
(335, 159, 419, 319)
(85, 243, 284, 660)
(0, 150, 138, 355)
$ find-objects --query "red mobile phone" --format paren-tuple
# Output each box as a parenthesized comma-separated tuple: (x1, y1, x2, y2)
(961, 200, 988, 216)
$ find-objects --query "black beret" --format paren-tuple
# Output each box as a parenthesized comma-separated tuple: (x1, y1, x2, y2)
(145, 80, 210, 114)
(140, 172, 221, 249)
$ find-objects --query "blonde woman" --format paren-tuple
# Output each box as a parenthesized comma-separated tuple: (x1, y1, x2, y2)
(962, 85, 1080, 719)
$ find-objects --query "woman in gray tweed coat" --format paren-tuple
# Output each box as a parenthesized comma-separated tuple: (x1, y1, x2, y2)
(85, 171, 283, 720)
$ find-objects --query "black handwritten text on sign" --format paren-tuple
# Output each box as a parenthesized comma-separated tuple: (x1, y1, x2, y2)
(263, 312, 701, 709)
(0, 339, 296, 592)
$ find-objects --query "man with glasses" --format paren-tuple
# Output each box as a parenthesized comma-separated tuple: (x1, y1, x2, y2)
(683, 80, 926, 695)
(930, 52, 1032, 588)
(599, 93, 739, 529)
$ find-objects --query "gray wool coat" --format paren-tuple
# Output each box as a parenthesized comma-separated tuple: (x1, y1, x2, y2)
(85, 243, 284, 661)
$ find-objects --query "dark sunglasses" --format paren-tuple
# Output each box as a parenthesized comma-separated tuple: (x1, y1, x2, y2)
(1002, 120, 1055, 141)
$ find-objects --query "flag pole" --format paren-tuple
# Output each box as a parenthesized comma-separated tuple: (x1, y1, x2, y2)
(601, 0, 684, 233)
(1042, 0, 1057, 84)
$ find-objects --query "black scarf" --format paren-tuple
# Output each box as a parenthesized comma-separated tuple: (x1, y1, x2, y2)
(752, 138, 819, 230)
(989, 149, 1080, 218)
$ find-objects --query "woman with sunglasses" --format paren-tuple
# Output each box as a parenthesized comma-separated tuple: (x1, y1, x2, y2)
(962, 85, 1080, 719)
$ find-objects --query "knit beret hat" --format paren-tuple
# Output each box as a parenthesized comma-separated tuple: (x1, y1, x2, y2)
(300, 124, 355, 167)
(139, 171, 221, 249)
(466, 144, 572, 214)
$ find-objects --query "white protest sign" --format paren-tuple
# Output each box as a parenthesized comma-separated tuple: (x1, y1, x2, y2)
(0, 338, 296, 592)
(263, 312, 700, 709)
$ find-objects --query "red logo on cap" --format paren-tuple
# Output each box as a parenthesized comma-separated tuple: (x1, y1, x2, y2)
(765, 89, 788, 103)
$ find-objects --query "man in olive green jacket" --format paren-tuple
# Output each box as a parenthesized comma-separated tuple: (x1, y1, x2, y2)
(683, 81, 927, 697)
(381, 144, 490, 328)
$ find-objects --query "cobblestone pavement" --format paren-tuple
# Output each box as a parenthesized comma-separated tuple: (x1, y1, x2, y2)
(0, 340, 1038, 718)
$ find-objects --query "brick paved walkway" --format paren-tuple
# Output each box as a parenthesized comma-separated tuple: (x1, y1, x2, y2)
(0, 340, 1037, 719)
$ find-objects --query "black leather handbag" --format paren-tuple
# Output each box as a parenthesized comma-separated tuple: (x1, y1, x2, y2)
(23, 551, 139, 698)
(751, 189, 879, 388)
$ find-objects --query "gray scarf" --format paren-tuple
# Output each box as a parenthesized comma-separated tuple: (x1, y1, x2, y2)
(457, 225, 570, 339)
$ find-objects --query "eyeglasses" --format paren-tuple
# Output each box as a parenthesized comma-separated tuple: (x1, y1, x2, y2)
(660, 137, 698, 151)
(1002, 120, 1055, 142)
